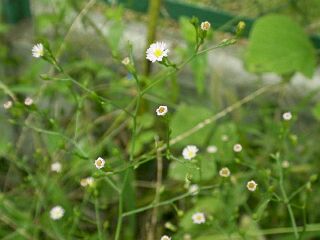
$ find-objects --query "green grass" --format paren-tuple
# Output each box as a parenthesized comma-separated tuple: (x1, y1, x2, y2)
(0, 0, 320, 239)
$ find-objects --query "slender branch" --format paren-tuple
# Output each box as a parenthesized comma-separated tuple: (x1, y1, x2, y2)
(275, 154, 299, 239)
(94, 197, 103, 240)
(163, 83, 278, 150)
(147, 140, 163, 240)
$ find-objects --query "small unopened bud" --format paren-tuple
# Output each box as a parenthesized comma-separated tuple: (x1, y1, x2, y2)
(122, 57, 130, 66)
(236, 21, 246, 35)
(238, 21, 246, 31)
(165, 222, 177, 231)
(310, 174, 318, 182)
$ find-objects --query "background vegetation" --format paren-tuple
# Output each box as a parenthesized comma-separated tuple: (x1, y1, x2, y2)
(1, 0, 320, 239)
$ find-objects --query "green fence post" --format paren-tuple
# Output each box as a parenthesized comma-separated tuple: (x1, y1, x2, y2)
(2, 0, 31, 24)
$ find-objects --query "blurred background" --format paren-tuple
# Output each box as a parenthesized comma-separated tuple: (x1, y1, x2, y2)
(1, 0, 320, 239)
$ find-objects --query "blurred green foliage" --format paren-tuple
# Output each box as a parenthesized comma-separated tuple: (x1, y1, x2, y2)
(0, 1, 320, 240)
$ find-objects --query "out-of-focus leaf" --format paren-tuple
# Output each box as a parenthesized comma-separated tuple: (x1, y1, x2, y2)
(168, 155, 216, 182)
(171, 105, 213, 147)
(246, 14, 316, 78)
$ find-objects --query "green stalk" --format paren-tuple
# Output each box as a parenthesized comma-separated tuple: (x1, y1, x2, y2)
(95, 197, 103, 240)
(115, 65, 142, 240)
(275, 154, 299, 239)
(144, 0, 162, 76)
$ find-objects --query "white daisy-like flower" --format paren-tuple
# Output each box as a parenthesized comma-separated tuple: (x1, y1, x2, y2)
(160, 235, 171, 240)
(206, 145, 218, 153)
(3, 101, 13, 109)
(51, 162, 62, 173)
(95, 157, 105, 169)
(192, 212, 206, 224)
(80, 177, 95, 187)
(233, 143, 242, 153)
(200, 21, 211, 31)
(156, 105, 168, 116)
(146, 42, 169, 63)
(189, 184, 199, 195)
(182, 145, 199, 160)
(50, 205, 65, 220)
(219, 167, 230, 177)
(32, 43, 44, 58)
(247, 180, 258, 192)
(282, 112, 292, 121)
(24, 97, 33, 106)
(122, 57, 130, 65)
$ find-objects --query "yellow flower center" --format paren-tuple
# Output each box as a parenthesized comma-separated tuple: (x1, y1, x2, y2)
(154, 49, 163, 58)
(188, 151, 194, 158)
(97, 160, 102, 166)
(248, 182, 255, 188)
(158, 107, 165, 113)
(222, 169, 228, 175)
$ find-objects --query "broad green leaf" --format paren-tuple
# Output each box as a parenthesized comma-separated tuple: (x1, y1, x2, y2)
(180, 197, 223, 229)
(168, 155, 216, 182)
(246, 14, 316, 78)
(170, 105, 213, 147)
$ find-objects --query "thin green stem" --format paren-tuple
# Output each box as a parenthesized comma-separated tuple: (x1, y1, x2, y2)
(115, 63, 142, 240)
(275, 154, 299, 239)
(122, 184, 219, 217)
(95, 197, 103, 240)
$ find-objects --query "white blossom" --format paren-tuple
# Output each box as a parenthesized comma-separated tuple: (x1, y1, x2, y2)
(50, 206, 64, 220)
(160, 235, 171, 240)
(182, 145, 199, 160)
(95, 157, 105, 169)
(32, 43, 44, 58)
(51, 162, 62, 173)
(233, 143, 242, 152)
(192, 212, 206, 224)
(247, 180, 258, 192)
(283, 112, 292, 121)
(3, 101, 12, 109)
(206, 145, 218, 153)
(189, 184, 199, 195)
(200, 21, 211, 31)
(146, 42, 169, 63)
(156, 105, 168, 116)
(80, 177, 95, 187)
(24, 97, 33, 106)
(219, 167, 230, 177)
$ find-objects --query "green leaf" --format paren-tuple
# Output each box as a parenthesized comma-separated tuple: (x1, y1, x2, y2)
(312, 102, 320, 121)
(191, 54, 207, 94)
(246, 14, 316, 78)
(168, 155, 216, 182)
(179, 17, 196, 45)
(170, 105, 213, 147)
